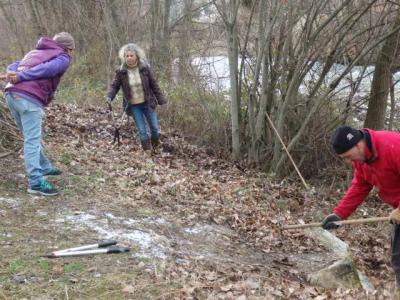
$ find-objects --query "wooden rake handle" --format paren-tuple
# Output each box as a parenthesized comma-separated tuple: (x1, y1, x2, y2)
(283, 216, 390, 230)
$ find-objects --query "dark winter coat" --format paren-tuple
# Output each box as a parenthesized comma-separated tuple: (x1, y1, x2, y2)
(107, 65, 167, 114)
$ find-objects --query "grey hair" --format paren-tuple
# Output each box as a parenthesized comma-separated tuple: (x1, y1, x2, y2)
(118, 43, 148, 69)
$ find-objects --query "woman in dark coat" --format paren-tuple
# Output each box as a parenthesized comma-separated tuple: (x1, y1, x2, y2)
(106, 43, 167, 150)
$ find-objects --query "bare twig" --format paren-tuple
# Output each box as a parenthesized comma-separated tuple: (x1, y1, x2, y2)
(0, 288, 9, 300)
(0, 152, 13, 159)
(65, 285, 69, 300)
(265, 112, 309, 190)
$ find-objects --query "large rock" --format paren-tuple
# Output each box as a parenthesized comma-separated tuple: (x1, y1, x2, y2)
(305, 228, 374, 291)
(308, 257, 361, 289)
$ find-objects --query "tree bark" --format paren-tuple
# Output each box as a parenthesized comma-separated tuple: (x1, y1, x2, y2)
(27, 0, 46, 36)
(364, 12, 400, 130)
(214, 0, 241, 160)
(227, 23, 240, 160)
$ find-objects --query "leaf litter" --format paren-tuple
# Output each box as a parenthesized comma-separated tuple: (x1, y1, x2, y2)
(0, 103, 396, 299)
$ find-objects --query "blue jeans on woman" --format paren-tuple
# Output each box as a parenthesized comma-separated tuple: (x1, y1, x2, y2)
(5, 92, 53, 186)
(129, 102, 159, 142)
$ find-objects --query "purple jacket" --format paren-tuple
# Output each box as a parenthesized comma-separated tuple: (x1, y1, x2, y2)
(5, 37, 71, 107)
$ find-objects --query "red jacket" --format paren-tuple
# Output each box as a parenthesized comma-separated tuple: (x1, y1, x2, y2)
(334, 129, 400, 219)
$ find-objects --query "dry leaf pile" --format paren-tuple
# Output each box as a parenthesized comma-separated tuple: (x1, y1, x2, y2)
(1, 103, 395, 298)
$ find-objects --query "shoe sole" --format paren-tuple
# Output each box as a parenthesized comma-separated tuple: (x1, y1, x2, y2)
(27, 189, 59, 196)
(44, 173, 62, 177)
(43, 175, 61, 179)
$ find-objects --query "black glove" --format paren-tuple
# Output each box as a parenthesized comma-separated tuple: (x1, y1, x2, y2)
(105, 97, 113, 111)
(321, 213, 341, 230)
(105, 97, 113, 105)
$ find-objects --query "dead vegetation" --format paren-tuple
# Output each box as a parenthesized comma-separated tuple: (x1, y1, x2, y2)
(0, 103, 396, 299)
(0, 91, 20, 158)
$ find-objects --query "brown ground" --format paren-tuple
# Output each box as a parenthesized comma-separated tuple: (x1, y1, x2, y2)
(0, 104, 395, 299)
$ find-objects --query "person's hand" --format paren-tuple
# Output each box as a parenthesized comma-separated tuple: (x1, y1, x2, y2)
(105, 97, 113, 110)
(390, 208, 400, 224)
(6, 71, 18, 84)
(321, 213, 341, 230)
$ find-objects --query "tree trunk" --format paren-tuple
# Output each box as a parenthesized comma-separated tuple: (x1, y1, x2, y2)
(0, 2, 26, 55)
(227, 23, 240, 160)
(149, 0, 161, 67)
(177, 0, 193, 82)
(389, 77, 396, 131)
(364, 13, 400, 130)
(27, 0, 46, 36)
(214, 0, 241, 160)
(160, 0, 172, 77)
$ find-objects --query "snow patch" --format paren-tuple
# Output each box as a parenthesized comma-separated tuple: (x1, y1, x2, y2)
(0, 197, 21, 208)
(64, 213, 170, 259)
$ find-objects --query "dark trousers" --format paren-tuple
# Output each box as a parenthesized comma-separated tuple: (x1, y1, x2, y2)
(392, 224, 400, 288)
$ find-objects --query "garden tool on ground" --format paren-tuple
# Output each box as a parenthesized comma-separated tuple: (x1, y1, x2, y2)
(43, 240, 130, 258)
(282, 216, 390, 230)
(107, 103, 126, 146)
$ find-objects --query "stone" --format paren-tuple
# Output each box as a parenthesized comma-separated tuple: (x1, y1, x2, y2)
(308, 257, 361, 289)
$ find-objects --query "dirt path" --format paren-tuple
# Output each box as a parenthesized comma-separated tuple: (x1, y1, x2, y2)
(0, 104, 394, 299)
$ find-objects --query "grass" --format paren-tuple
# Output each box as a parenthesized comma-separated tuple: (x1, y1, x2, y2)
(0, 204, 186, 298)
(64, 262, 85, 274)
(8, 258, 26, 274)
(0, 175, 182, 299)
(56, 78, 105, 106)
(59, 151, 75, 166)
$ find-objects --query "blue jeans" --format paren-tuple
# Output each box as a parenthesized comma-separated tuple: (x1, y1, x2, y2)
(5, 93, 53, 186)
(129, 103, 159, 141)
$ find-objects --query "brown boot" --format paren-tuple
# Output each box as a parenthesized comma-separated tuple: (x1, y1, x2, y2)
(151, 137, 160, 149)
(141, 139, 151, 151)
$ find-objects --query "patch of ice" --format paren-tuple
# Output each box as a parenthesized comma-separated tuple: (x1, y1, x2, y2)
(0, 197, 21, 208)
(358, 270, 375, 292)
(184, 224, 212, 234)
(306, 228, 349, 257)
(64, 213, 169, 259)
(104, 212, 167, 226)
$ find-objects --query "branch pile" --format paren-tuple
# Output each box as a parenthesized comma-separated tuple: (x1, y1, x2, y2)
(0, 92, 20, 157)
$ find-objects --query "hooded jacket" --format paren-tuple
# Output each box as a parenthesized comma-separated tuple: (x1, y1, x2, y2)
(5, 37, 71, 107)
(106, 43, 167, 113)
(334, 129, 400, 219)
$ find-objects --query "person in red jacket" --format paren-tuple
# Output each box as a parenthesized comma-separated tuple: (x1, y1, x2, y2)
(323, 126, 400, 292)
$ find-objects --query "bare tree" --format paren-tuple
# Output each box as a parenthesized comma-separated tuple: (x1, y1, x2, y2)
(213, 0, 241, 160)
(364, 8, 400, 129)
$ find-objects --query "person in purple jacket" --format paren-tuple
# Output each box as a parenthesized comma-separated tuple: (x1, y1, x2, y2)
(4, 32, 74, 196)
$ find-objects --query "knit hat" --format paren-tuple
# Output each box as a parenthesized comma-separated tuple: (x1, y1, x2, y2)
(53, 32, 75, 50)
(330, 126, 363, 154)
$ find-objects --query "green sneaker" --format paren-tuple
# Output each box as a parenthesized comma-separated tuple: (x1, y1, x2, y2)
(44, 168, 62, 176)
(28, 179, 59, 196)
